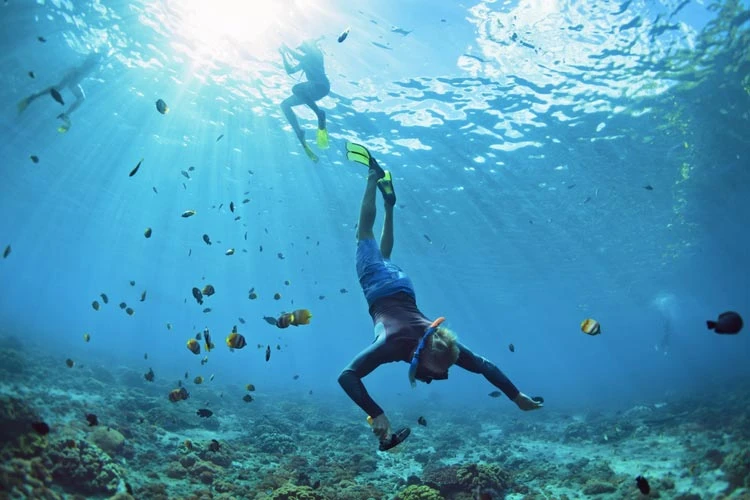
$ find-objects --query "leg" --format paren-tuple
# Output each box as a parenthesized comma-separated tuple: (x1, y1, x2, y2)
(306, 101, 326, 130)
(62, 84, 85, 117)
(357, 170, 379, 241)
(380, 203, 394, 259)
(18, 86, 54, 113)
(280, 94, 305, 142)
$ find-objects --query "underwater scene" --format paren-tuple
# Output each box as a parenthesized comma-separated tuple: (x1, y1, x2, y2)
(1, 0, 749, 499)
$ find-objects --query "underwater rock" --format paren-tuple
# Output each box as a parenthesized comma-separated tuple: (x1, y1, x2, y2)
(581, 479, 617, 495)
(0, 349, 25, 377)
(89, 427, 126, 457)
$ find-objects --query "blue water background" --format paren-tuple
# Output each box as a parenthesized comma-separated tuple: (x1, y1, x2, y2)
(0, 0, 749, 419)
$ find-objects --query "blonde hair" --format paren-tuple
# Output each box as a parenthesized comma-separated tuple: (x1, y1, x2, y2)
(423, 327, 459, 371)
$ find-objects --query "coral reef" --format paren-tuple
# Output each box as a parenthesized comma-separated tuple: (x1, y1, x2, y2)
(423, 462, 513, 498)
(47, 438, 126, 496)
(396, 484, 445, 500)
(723, 448, 750, 491)
(89, 426, 126, 456)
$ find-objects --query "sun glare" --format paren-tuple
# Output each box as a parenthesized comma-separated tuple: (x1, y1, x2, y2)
(168, 0, 294, 56)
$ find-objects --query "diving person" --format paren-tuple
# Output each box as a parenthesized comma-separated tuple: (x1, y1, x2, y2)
(338, 142, 543, 449)
(279, 40, 330, 162)
(18, 50, 105, 133)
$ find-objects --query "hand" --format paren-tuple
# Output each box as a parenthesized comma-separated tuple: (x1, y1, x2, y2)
(513, 392, 544, 411)
(370, 413, 392, 442)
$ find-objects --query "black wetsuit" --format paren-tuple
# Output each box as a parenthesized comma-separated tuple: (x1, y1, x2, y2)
(338, 292, 520, 418)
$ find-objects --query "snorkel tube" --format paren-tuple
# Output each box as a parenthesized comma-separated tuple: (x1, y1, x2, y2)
(407, 317, 445, 388)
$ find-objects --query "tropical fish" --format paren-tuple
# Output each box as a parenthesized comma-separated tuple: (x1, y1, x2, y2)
(30, 155, 39, 163)
(129, 158, 143, 177)
(144, 227, 152, 238)
(125, 307, 134, 316)
(155, 98, 169, 114)
(276, 309, 312, 328)
(265, 345, 271, 362)
(83, 333, 90, 342)
(226, 329, 247, 349)
(194, 376, 203, 384)
(225, 248, 235, 256)
(707, 311, 743, 334)
(186, 338, 200, 354)
(337, 27, 350, 43)
(242, 394, 254, 403)
(203, 328, 214, 352)
(417, 416, 427, 426)
(31, 422, 50, 435)
(85, 413, 98, 426)
(181, 210, 196, 218)
(196, 408, 213, 418)
(65, 358, 74, 368)
(635, 475, 650, 494)
(580, 318, 601, 336)
(216, 134, 224, 142)
(50, 88, 64, 105)
(202, 284, 215, 296)
(144, 368, 155, 382)
(488, 391, 502, 398)
(92, 301, 100, 311)
(3, 245, 10, 258)
(192, 287, 203, 305)
(263, 316, 277, 326)
(508, 343, 515, 353)
(140, 290, 147, 302)
(168, 387, 189, 402)
(273, 293, 281, 300)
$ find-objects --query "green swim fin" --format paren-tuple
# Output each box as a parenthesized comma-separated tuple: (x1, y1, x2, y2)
(57, 114, 71, 134)
(316, 128, 329, 149)
(345, 142, 384, 177)
(377, 170, 396, 206)
(18, 97, 30, 114)
(303, 142, 319, 163)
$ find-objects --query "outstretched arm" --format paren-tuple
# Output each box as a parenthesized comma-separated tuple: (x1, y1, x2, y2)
(455, 343, 521, 399)
(455, 343, 543, 411)
(338, 338, 403, 417)
(279, 48, 302, 75)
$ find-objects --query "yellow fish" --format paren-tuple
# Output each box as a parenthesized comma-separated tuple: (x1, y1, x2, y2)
(580, 318, 601, 336)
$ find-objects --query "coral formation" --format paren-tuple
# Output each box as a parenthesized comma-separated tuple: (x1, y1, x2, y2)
(89, 426, 126, 456)
(395, 484, 445, 500)
(723, 448, 750, 491)
(47, 438, 126, 496)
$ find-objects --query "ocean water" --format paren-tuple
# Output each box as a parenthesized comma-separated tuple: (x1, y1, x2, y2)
(1, 1, 749, 499)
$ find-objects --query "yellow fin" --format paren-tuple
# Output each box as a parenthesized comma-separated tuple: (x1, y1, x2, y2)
(316, 128, 329, 149)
